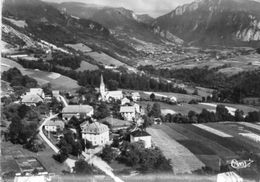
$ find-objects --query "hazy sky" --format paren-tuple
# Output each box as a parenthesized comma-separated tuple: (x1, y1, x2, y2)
(43, 0, 195, 17)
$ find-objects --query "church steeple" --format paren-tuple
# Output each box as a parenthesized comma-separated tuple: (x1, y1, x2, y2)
(100, 74, 105, 99)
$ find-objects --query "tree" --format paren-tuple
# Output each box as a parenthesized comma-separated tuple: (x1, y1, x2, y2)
(107, 79, 119, 90)
(245, 111, 260, 122)
(192, 89, 198, 95)
(150, 93, 155, 101)
(74, 159, 93, 174)
(149, 103, 161, 118)
(216, 105, 233, 121)
(93, 102, 110, 119)
(188, 111, 198, 123)
(143, 115, 153, 128)
(99, 145, 118, 163)
(234, 109, 244, 121)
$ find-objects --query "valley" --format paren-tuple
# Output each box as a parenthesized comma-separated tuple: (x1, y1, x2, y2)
(1, 0, 260, 181)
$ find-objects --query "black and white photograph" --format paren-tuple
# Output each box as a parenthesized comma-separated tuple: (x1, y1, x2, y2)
(1, 0, 260, 181)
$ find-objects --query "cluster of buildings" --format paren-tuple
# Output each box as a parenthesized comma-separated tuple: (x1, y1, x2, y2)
(42, 74, 152, 149)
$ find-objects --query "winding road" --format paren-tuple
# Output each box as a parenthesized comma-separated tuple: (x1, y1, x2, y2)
(39, 95, 124, 182)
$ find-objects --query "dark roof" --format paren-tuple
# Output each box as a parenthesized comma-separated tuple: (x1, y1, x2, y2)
(131, 130, 150, 137)
(100, 116, 132, 127)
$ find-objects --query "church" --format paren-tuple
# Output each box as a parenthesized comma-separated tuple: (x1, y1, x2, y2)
(99, 74, 123, 102)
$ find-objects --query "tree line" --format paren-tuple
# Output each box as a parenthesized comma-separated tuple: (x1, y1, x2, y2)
(139, 65, 260, 103)
(16, 59, 188, 94)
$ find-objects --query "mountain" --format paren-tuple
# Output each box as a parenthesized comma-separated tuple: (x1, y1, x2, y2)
(152, 0, 260, 47)
(52, 2, 164, 44)
(2, 0, 138, 59)
(136, 14, 154, 24)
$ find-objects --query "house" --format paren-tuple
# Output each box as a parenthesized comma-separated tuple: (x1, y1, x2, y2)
(130, 130, 151, 148)
(81, 122, 109, 146)
(99, 74, 123, 101)
(62, 105, 94, 121)
(133, 103, 141, 113)
(100, 116, 132, 131)
(21, 94, 43, 106)
(121, 97, 130, 105)
(132, 92, 140, 101)
(120, 106, 136, 121)
(27, 88, 45, 99)
(14, 175, 47, 182)
(44, 119, 64, 132)
(169, 96, 177, 103)
(52, 90, 59, 98)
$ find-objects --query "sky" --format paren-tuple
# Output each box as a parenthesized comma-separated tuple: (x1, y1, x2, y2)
(43, 0, 195, 17)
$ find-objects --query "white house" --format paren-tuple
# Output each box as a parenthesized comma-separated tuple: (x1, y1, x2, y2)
(27, 88, 45, 99)
(81, 122, 109, 146)
(62, 105, 94, 121)
(132, 92, 140, 101)
(130, 130, 151, 148)
(99, 74, 123, 101)
(120, 106, 136, 121)
(44, 119, 64, 132)
(169, 96, 177, 103)
(121, 97, 130, 105)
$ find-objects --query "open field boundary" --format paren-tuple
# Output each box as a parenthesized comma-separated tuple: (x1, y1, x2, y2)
(192, 124, 233, 138)
(147, 128, 205, 174)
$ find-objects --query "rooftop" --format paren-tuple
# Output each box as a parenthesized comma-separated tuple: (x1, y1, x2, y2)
(100, 116, 132, 128)
(21, 94, 43, 103)
(131, 130, 151, 137)
(81, 122, 109, 134)
(62, 105, 93, 113)
(45, 119, 64, 127)
(120, 106, 136, 113)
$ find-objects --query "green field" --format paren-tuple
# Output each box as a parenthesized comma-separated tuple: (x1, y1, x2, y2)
(153, 122, 260, 179)
(76, 60, 99, 71)
(1, 57, 80, 91)
(1, 141, 68, 176)
(65, 43, 92, 53)
(86, 52, 124, 66)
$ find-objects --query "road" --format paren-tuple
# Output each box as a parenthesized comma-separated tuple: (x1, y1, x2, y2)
(39, 95, 124, 182)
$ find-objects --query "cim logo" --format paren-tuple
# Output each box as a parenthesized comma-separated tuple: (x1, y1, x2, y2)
(230, 159, 254, 169)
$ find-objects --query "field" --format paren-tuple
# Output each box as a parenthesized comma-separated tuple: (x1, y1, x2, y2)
(65, 43, 92, 53)
(149, 122, 260, 180)
(139, 101, 216, 115)
(140, 91, 201, 102)
(1, 141, 68, 177)
(1, 57, 80, 91)
(76, 60, 99, 71)
(86, 52, 124, 66)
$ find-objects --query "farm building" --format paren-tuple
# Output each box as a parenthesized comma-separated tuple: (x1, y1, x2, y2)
(130, 130, 151, 148)
(100, 116, 132, 131)
(120, 106, 136, 121)
(44, 119, 64, 132)
(62, 105, 94, 121)
(81, 122, 109, 146)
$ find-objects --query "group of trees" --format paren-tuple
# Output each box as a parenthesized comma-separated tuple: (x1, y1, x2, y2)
(139, 65, 260, 104)
(53, 129, 84, 163)
(117, 141, 172, 173)
(163, 105, 260, 123)
(16, 59, 188, 94)
(2, 103, 44, 152)
(2, 67, 38, 90)
(50, 52, 82, 70)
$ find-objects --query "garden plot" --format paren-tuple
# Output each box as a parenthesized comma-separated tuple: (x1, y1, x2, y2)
(147, 128, 205, 174)
(238, 122, 260, 132)
(192, 124, 233, 138)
